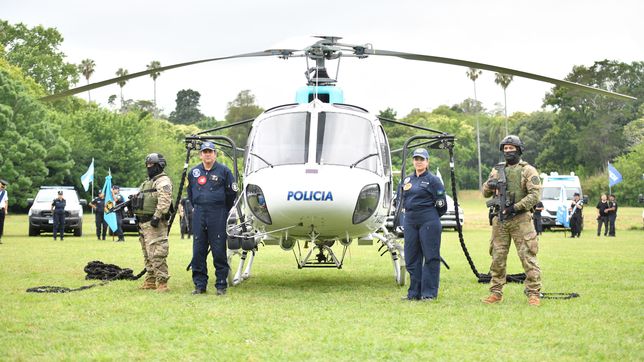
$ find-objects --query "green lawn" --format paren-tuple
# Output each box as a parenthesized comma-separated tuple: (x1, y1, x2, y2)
(1, 198, 642, 361)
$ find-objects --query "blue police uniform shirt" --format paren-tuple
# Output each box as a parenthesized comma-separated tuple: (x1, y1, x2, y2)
(188, 162, 236, 211)
(91, 197, 105, 214)
(52, 198, 66, 214)
(401, 170, 447, 220)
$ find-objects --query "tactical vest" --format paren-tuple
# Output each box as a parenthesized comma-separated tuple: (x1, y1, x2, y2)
(136, 173, 167, 216)
(505, 162, 527, 204)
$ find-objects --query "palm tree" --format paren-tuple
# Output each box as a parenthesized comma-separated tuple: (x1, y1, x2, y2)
(147, 60, 162, 116)
(115, 68, 129, 109)
(79, 59, 96, 101)
(494, 72, 514, 135)
(466, 67, 483, 190)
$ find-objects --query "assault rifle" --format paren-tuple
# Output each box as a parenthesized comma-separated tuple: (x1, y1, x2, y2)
(105, 194, 137, 218)
(485, 164, 517, 222)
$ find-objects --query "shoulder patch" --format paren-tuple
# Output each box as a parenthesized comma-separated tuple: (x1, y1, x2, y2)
(192, 169, 201, 178)
(531, 176, 540, 185)
(162, 185, 172, 193)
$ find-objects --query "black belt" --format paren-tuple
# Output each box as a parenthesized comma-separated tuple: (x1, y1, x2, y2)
(194, 201, 224, 207)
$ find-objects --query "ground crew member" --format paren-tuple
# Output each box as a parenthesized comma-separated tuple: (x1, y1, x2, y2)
(188, 141, 237, 296)
(569, 193, 583, 238)
(90, 191, 108, 240)
(482, 135, 542, 306)
(134, 153, 173, 292)
(51, 190, 66, 241)
(400, 148, 447, 301)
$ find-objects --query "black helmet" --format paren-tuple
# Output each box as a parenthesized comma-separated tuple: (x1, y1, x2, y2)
(145, 153, 166, 169)
(499, 135, 524, 154)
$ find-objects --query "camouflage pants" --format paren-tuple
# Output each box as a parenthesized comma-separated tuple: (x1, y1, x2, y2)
(139, 219, 170, 284)
(489, 212, 541, 296)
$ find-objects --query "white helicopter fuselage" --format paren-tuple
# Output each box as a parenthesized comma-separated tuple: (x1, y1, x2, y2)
(241, 100, 394, 245)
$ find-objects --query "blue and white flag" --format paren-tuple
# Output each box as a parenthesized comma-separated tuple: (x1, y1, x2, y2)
(80, 158, 94, 192)
(102, 173, 119, 232)
(608, 163, 623, 187)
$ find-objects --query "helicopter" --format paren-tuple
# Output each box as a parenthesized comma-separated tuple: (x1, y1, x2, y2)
(44, 36, 636, 287)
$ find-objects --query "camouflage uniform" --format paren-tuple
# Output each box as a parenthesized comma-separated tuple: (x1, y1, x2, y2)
(136, 172, 173, 285)
(483, 161, 542, 296)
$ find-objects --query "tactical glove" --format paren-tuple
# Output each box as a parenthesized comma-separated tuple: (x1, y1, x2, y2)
(504, 204, 516, 216)
(150, 216, 160, 227)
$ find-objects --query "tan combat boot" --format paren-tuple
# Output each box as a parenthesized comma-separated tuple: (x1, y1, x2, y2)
(482, 293, 503, 304)
(139, 279, 156, 290)
(156, 282, 170, 293)
(528, 295, 540, 306)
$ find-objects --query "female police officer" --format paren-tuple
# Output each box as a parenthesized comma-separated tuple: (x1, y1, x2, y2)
(400, 148, 447, 301)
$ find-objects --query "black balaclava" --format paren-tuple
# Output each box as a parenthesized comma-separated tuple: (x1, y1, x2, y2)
(504, 151, 521, 165)
(147, 164, 164, 179)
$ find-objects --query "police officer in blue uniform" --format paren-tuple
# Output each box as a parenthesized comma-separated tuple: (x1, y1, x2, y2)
(51, 190, 67, 240)
(90, 191, 108, 240)
(400, 148, 447, 301)
(188, 141, 237, 295)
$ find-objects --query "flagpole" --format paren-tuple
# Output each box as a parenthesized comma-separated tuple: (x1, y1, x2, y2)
(608, 161, 612, 195)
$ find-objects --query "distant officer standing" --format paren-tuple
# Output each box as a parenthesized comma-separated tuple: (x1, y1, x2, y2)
(134, 153, 173, 292)
(90, 191, 108, 240)
(51, 190, 66, 241)
(482, 135, 542, 306)
(569, 193, 583, 238)
(112, 186, 126, 242)
(606, 194, 618, 237)
(188, 141, 237, 296)
(0, 179, 8, 244)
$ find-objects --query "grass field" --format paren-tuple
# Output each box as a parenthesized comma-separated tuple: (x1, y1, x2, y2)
(1, 194, 642, 361)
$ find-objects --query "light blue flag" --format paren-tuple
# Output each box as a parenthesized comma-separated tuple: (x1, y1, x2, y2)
(608, 163, 623, 187)
(102, 174, 119, 232)
(80, 158, 94, 192)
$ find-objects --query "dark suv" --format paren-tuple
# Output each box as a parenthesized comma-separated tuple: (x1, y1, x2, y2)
(27, 186, 87, 236)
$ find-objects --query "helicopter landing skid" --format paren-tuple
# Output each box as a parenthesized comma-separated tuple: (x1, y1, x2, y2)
(372, 229, 406, 286)
(227, 249, 256, 286)
(293, 241, 347, 269)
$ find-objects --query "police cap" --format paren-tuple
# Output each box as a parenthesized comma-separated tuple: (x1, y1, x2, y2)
(57, 190, 64, 195)
(412, 148, 429, 160)
(200, 141, 216, 152)
(0, 179, 8, 186)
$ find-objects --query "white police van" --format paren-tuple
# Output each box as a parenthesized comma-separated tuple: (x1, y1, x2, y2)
(539, 172, 584, 229)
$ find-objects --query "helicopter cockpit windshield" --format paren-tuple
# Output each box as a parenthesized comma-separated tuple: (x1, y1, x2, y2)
(248, 112, 309, 173)
(316, 112, 379, 174)
(247, 111, 380, 174)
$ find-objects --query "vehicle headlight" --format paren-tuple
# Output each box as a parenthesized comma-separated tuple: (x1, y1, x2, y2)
(352, 184, 380, 224)
(246, 184, 272, 225)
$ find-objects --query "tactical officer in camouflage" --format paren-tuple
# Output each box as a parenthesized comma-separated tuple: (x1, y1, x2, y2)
(135, 153, 174, 292)
(482, 135, 542, 306)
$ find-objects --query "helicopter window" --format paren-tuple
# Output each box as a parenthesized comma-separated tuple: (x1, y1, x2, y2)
(316, 112, 379, 173)
(249, 112, 310, 172)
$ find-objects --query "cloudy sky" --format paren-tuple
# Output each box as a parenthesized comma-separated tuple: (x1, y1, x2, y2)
(3, 0, 643, 119)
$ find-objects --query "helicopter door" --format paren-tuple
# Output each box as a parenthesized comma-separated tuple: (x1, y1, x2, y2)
(315, 112, 380, 174)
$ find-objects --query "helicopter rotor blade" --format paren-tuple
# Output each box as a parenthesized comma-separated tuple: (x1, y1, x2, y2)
(364, 49, 637, 101)
(40, 50, 286, 102)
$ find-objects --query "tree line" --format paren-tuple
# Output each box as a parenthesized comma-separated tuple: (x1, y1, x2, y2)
(1, 20, 643, 208)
